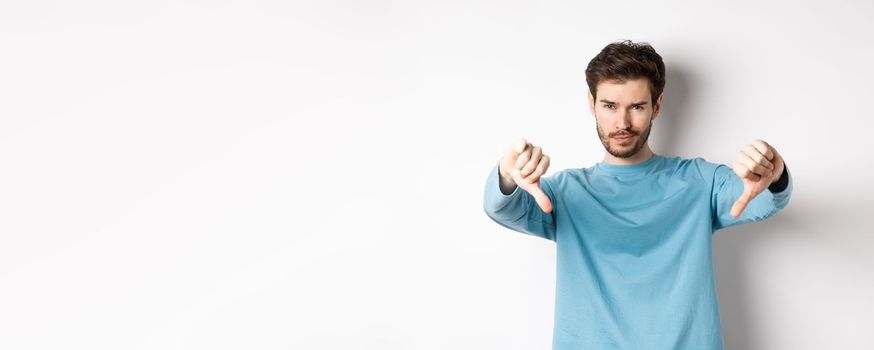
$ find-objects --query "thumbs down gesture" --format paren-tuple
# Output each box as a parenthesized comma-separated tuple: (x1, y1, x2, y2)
(730, 139, 785, 217)
(499, 138, 554, 213)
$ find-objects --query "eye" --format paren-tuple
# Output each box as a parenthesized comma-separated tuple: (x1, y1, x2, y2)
(633, 105, 644, 110)
(604, 104, 615, 109)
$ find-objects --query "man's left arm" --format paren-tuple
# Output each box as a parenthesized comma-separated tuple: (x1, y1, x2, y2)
(711, 139, 794, 231)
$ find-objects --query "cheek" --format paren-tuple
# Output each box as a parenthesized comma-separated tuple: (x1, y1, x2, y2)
(595, 117, 611, 130)
(633, 111, 652, 125)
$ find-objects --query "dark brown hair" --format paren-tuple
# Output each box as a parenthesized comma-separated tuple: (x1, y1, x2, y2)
(586, 40, 665, 105)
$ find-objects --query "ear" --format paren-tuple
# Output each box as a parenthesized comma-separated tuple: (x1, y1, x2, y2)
(587, 90, 596, 117)
(652, 93, 664, 121)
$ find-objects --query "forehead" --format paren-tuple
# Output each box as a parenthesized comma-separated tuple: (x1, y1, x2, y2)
(596, 77, 652, 103)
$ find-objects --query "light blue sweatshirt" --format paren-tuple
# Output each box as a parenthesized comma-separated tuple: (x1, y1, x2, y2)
(482, 154, 792, 349)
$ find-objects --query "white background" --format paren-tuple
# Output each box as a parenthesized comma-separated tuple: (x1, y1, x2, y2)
(1, 0, 872, 349)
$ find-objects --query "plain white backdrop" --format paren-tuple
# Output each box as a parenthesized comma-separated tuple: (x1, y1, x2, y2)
(1, 0, 872, 349)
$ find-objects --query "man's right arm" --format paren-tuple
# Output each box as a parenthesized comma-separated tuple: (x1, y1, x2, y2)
(483, 160, 558, 241)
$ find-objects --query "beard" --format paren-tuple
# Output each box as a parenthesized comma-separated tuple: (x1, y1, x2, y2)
(596, 117, 653, 159)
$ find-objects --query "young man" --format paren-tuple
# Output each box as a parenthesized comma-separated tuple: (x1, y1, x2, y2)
(482, 40, 792, 349)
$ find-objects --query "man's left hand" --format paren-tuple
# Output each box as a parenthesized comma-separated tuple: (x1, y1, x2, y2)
(730, 139, 785, 218)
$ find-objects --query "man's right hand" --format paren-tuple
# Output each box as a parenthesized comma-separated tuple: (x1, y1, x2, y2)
(499, 138, 554, 213)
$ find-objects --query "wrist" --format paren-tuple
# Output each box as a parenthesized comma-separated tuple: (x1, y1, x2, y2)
(499, 171, 516, 186)
(498, 165, 516, 186)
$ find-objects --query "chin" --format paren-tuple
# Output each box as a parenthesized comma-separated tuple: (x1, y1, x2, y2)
(607, 148, 637, 158)
(613, 152, 637, 158)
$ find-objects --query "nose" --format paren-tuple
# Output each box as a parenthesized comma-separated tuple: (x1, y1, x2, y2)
(615, 109, 630, 130)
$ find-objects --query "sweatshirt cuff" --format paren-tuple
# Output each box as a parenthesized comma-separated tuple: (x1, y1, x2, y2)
(768, 164, 790, 193)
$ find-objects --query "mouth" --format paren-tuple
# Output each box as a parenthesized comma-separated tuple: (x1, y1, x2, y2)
(612, 134, 635, 143)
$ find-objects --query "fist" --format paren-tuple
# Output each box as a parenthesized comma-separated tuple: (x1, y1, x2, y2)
(499, 138, 553, 213)
(730, 139, 785, 217)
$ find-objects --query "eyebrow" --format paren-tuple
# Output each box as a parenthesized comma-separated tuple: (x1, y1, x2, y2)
(599, 99, 649, 107)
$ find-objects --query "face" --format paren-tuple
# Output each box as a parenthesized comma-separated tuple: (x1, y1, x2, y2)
(587, 77, 663, 158)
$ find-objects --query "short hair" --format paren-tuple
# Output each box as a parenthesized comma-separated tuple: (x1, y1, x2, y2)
(585, 40, 666, 105)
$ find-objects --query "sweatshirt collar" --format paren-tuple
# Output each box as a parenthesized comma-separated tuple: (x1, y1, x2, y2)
(594, 154, 662, 175)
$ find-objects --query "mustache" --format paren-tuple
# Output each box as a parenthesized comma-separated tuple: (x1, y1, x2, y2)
(610, 130, 637, 137)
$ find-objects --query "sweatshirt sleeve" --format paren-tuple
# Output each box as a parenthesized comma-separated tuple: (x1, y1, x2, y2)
(711, 162, 793, 231)
(482, 160, 558, 241)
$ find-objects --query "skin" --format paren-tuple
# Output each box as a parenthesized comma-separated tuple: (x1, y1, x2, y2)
(499, 77, 784, 217)
(588, 78, 662, 166)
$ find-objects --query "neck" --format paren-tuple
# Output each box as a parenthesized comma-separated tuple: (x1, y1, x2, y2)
(603, 144, 655, 165)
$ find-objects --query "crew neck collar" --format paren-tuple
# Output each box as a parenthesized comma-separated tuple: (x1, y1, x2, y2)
(595, 154, 662, 175)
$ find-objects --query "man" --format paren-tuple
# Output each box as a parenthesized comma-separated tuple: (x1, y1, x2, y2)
(482, 40, 792, 349)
